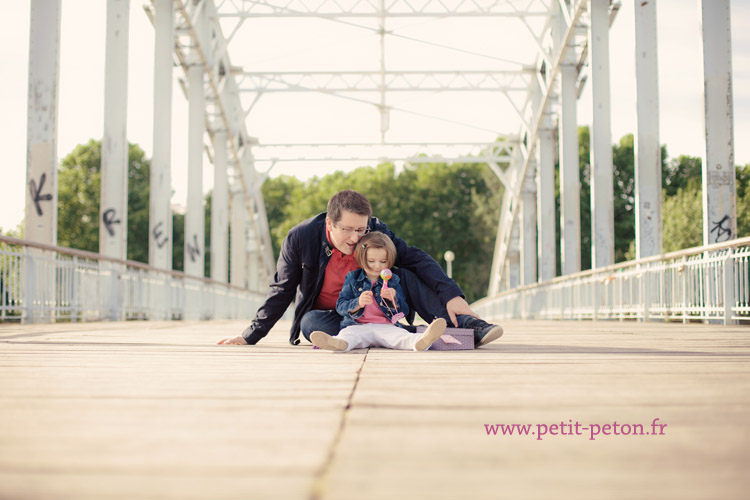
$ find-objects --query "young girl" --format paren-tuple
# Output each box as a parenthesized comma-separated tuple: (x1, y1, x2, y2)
(310, 231, 447, 352)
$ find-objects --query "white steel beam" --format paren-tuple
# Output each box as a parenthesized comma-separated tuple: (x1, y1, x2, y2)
(537, 127, 556, 281)
(25, 0, 61, 246)
(488, 0, 588, 290)
(215, 1, 550, 18)
(520, 162, 538, 285)
(557, 1, 581, 276)
(185, 63, 205, 279)
(237, 70, 531, 93)
(589, 0, 615, 268)
(100, 0, 131, 322)
(699, 0, 737, 245)
(507, 222, 520, 290)
(167, 0, 276, 283)
(633, 0, 662, 258)
(149, 0, 174, 275)
(211, 131, 229, 283)
(100, 0, 130, 262)
(230, 189, 247, 289)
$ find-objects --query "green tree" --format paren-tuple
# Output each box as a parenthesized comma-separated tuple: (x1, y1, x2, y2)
(57, 139, 156, 264)
(737, 163, 750, 238)
(260, 161, 502, 303)
(58, 140, 102, 253)
(662, 184, 702, 252)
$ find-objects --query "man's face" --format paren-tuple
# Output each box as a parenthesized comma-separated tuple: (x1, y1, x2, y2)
(326, 210, 370, 255)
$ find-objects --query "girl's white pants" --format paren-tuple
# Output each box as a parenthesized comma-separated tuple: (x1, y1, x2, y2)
(336, 323, 416, 352)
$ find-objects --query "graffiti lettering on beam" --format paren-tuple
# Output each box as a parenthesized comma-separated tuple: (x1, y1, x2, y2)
(710, 215, 732, 243)
(29, 173, 53, 216)
(187, 234, 201, 263)
(152, 222, 169, 248)
(102, 209, 121, 236)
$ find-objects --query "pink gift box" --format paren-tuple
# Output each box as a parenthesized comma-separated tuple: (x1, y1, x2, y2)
(415, 325, 474, 351)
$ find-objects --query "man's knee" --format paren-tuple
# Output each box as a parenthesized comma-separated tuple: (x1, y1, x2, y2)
(300, 310, 340, 341)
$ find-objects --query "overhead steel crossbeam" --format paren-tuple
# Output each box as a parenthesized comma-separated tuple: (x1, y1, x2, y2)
(215, 0, 549, 17)
(252, 141, 516, 164)
(237, 70, 533, 93)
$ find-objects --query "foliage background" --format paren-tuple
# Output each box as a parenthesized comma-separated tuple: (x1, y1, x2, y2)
(14, 130, 748, 304)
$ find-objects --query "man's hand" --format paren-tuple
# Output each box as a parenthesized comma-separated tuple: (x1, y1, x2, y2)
(446, 296, 478, 327)
(217, 335, 249, 345)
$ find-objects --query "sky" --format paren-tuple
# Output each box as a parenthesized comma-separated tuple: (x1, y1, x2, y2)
(1, 0, 748, 233)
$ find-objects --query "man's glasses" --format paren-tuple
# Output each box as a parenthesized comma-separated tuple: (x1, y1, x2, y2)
(334, 223, 370, 236)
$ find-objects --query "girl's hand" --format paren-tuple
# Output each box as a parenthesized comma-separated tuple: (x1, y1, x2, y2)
(358, 290, 374, 308)
(380, 287, 396, 302)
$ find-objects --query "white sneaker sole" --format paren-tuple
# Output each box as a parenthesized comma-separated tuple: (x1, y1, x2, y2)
(415, 318, 448, 351)
(311, 331, 348, 351)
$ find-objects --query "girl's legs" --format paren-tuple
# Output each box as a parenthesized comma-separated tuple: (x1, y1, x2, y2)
(312, 325, 376, 352)
(369, 319, 446, 351)
(368, 324, 418, 350)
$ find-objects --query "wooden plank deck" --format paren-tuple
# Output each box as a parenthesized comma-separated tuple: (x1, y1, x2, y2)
(0, 319, 748, 499)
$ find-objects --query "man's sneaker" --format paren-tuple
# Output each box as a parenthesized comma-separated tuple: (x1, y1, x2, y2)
(461, 317, 504, 347)
(414, 318, 447, 351)
(311, 331, 349, 351)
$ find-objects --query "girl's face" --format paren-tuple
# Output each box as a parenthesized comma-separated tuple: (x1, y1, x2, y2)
(363, 247, 389, 280)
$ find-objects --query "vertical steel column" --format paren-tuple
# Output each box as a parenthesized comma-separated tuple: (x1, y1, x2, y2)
(185, 64, 205, 278)
(520, 162, 538, 285)
(558, 0, 581, 275)
(230, 189, 247, 288)
(507, 222, 520, 290)
(537, 126, 556, 282)
(100, 0, 130, 261)
(149, 0, 174, 272)
(588, 0, 615, 268)
(25, 0, 61, 323)
(25, 0, 61, 246)
(100, 0, 131, 321)
(634, 0, 662, 259)
(699, 0, 736, 245)
(211, 131, 229, 283)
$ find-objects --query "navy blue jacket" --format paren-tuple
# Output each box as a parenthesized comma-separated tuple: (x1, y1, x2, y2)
(336, 269, 410, 328)
(241, 212, 463, 345)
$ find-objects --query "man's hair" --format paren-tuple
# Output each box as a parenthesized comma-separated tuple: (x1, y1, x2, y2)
(327, 190, 372, 223)
(354, 231, 396, 270)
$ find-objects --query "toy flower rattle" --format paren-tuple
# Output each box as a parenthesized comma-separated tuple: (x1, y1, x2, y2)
(380, 268, 405, 323)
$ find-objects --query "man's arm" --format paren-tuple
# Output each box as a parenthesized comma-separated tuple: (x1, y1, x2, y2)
(371, 217, 478, 325)
(217, 228, 302, 346)
(372, 217, 461, 303)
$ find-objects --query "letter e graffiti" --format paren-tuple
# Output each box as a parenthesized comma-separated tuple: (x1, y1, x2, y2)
(152, 221, 168, 248)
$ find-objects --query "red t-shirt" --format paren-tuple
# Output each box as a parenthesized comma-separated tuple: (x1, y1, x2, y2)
(313, 228, 360, 310)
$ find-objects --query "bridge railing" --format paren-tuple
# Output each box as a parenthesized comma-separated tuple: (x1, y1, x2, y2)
(0, 235, 267, 323)
(474, 237, 750, 324)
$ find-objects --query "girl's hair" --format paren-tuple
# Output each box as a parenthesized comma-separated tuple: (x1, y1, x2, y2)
(354, 231, 396, 270)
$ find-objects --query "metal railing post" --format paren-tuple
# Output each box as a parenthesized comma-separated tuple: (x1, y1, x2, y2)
(724, 248, 735, 325)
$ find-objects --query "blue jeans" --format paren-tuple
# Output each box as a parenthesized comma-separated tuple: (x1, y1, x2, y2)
(299, 268, 477, 342)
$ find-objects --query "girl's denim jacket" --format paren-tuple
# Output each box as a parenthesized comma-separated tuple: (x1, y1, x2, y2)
(336, 269, 410, 329)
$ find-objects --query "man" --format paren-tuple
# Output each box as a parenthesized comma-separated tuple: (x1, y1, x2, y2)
(217, 190, 503, 346)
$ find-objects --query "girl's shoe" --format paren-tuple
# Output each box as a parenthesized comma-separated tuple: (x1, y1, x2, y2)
(311, 331, 348, 351)
(415, 318, 447, 351)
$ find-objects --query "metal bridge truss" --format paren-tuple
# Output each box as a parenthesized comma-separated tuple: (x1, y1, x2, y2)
(211, 0, 595, 294)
